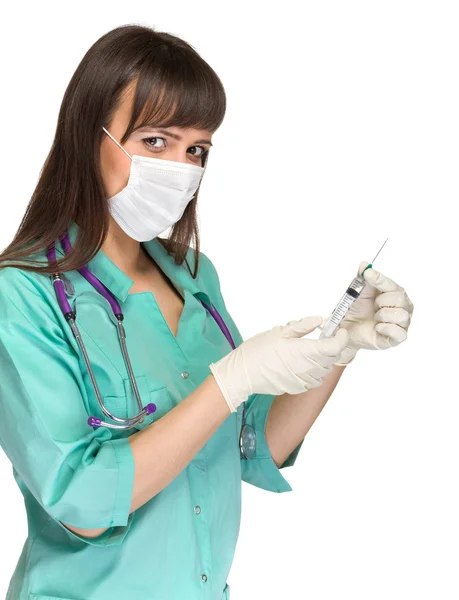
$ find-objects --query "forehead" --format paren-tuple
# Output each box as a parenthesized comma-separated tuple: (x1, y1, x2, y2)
(112, 77, 217, 141)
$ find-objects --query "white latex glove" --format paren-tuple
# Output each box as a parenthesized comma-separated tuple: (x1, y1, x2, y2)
(209, 315, 349, 413)
(333, 260, 414, 366)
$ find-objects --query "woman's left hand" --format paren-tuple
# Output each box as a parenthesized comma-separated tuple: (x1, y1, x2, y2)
(334, 261, 414, 366)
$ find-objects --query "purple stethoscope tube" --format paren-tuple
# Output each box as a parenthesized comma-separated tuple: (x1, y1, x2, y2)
(46, 232, 253, 455)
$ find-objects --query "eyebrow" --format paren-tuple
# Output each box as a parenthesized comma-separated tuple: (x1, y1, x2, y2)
(137, 126, 213, 147)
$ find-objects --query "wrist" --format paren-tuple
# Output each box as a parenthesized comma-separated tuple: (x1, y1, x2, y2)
(209, 363, 237, 413)
(208, 349, 251, 412)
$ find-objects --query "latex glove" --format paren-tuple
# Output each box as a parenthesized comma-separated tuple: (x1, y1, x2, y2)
(333, 260, 414, 366)
(209, 315, 349, 413)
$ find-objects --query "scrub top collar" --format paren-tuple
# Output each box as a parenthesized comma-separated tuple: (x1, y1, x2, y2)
(54, 220, 212, 306)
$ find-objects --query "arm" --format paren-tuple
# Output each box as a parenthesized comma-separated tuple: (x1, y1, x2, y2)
(66, 359, 342, 539)
(128, 374, 230, 511)
(266, 364, 347, 468)
(63, 374, 230, 538)
(65, 365, 347, 539)
(0, 268, 232, 544)
(62, 523, 113, 538)
(73, 363, 346, 540)
(195, 253, 340, 493)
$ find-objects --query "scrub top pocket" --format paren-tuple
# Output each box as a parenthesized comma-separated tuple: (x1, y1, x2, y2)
(102, 375, 173, 431)
(69, 290, 173, 431)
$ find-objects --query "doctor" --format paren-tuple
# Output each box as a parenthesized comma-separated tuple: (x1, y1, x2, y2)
(0, 24, 413, 600)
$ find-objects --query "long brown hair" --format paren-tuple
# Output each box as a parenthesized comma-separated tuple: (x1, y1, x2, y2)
(0, 24, 226, 278)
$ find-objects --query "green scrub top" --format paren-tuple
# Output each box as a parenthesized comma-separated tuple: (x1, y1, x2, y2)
(0, 219, 303, 600)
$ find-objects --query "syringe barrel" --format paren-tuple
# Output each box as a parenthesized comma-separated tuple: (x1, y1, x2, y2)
(347, 275, 366, 296)
(319, 275, 366, 339)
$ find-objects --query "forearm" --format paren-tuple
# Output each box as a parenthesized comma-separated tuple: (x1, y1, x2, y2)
(62, 373, 231, 538)
(64, 365, 345, 539)
(265, 364, 347, 468)
(127, 373, 231, 512)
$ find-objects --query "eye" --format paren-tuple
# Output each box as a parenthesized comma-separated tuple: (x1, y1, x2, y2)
(142, 136, 167, 150)
(188, 146, 208, 160)
(142, 137, 209, 161)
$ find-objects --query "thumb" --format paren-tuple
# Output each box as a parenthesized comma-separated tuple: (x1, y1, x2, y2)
(358, 260, 372, 277)
(316, 327, 350, 356)
(281, 315, 325, 338)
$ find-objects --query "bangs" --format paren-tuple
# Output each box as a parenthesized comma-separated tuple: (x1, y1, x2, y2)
(122, 44, 226, 139)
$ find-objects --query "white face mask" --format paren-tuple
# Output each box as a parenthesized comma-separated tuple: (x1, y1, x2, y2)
(102, 126, 205, 242)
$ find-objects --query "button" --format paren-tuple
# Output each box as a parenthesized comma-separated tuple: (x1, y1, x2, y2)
(181, 371, 189, 379)
(194, 506, 201, 514)
(201, 574, 207, 583)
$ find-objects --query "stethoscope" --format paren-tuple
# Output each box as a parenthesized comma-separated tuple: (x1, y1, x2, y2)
(46, 231, 257, 460)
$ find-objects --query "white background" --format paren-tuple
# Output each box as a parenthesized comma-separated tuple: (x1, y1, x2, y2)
(1, 1, 458, 598)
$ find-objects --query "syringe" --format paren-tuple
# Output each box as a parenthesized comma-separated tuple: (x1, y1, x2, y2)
(319, 238, 389, 339)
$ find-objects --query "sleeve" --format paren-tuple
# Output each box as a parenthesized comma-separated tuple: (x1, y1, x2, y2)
(0, 269, 135, 547)
(198, 253, 305, 493)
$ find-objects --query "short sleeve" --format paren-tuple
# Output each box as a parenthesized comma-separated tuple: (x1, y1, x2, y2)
(0, 267, 135, 546)
(198, 253, 303, 493)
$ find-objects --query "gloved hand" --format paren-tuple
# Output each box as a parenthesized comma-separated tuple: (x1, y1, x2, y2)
(331, 261, 414, 366)
(209, 315, 349, 413)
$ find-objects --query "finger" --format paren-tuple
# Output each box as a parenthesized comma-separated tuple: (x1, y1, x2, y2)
(283, 371, 322, 394)
(375, 322, 407, 345)
(375, 291, 415, 327)
(374, 291, 406, 310)
(304, 364, 334, 382)
(282, 315, 325, 338)
(296, 369, 330, 391)
(316, 328, 349, 356)
(358, 260, 372, 277)
(320, 365, 334, 378)
(334, 327, 350, 347)
(363, 267, 403, 293)
(374, 307, 411, 328)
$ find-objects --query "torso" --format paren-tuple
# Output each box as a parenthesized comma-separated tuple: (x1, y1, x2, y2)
(128, 258, 185, 339)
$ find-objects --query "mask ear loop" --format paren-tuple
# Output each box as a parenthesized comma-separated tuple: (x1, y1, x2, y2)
(102, 126, 133, 161)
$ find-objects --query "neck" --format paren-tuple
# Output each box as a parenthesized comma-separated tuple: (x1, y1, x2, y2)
(100, 216, 153, 277)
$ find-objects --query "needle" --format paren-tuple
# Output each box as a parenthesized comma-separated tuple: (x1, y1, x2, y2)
(371, 237, 389, 264)
(360, 237, 389, 277)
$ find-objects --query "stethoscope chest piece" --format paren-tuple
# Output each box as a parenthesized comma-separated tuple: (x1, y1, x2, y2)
(239, 423, 256, 460)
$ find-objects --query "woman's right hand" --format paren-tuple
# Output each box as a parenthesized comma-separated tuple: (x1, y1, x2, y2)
(209, 315, 349, 412)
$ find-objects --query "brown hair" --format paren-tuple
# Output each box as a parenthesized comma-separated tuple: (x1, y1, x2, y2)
(0, 24, 226, 277)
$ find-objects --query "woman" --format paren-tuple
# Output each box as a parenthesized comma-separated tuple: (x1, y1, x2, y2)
(0, 24, 414, 600)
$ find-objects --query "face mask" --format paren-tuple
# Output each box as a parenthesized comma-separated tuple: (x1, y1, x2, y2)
(102, 126, 205, 242)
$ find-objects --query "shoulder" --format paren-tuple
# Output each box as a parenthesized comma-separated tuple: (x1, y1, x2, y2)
(0, 260, 77, 356)
(0, 265, 43, 298)
(0, 254, 56, 320)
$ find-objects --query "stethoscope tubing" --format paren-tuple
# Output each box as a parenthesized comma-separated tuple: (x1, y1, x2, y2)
(46, 231, 248, 435)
